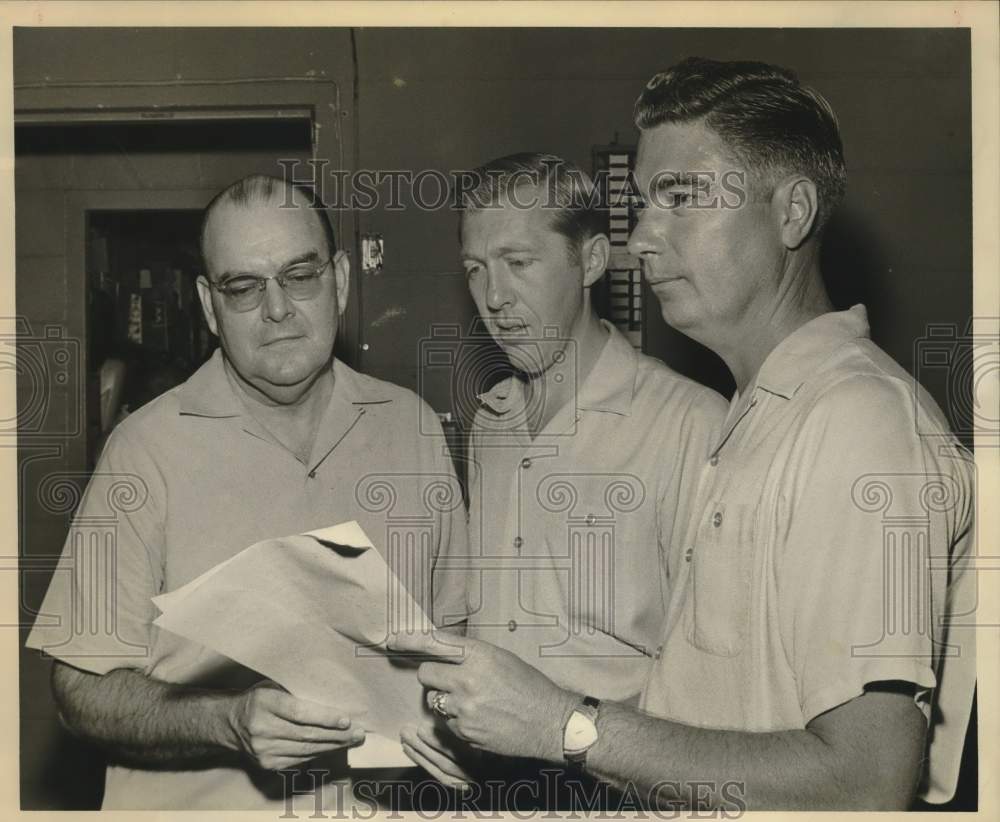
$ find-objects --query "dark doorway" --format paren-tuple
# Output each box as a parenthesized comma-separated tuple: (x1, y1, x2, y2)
(86, 210, 208, 467)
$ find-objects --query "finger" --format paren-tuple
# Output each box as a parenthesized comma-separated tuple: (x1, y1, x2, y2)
(266, 744, 362, 772)
(425, 688, 457, 718)
(415, 724, 465, 761)
(387, 629, 470, 660)
(262, 692, 353, 729)
(417, 661, 463, 693)
(401, 741, 470, 790)
(261, 734, 365, 760)
(403, 725, 464, 771)
(255, 680, 288, 693)
(401, 741, 469, 788)
(267, 724, 364, 746)
(405, 725, 461, 767)
(269, 757, 317, 771)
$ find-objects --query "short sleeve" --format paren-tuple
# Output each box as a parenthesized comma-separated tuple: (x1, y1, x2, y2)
(776, 375, 971, 726)
(24, 425, 166, 675)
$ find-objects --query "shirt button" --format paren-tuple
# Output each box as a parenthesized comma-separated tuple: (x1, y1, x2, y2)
(507, 620, 517, 632)
(520, 457, 532, 469)
(684, 547, 693, 562)
(712, 511, 723, 527)
(709, 455, 719, 467)
(654, 645, 663, 659)
(513, 536, 523, 549)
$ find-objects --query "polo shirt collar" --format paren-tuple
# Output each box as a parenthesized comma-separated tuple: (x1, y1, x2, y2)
(476, 374, 522, 417)
(178, 348, 393, 418)
(576, 321, 637, 416)
(754, 304, 870, 400)
(178, 349, 242, 417)
(476, 321, 637, 418)
(328, 357, 396, 406)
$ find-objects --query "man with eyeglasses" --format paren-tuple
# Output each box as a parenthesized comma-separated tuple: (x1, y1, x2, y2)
(26, 174, 467, 810)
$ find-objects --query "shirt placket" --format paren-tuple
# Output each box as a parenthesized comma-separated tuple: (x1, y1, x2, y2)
(655, 392, 760, 658)
(473, 407, 530, 635)
(686, 394, 758, 551)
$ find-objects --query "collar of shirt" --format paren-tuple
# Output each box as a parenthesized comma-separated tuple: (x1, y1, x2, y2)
(177, 349, 394, 471)
(754, 304, 871, 400)
(476, 320, 638, 419)
(178, 349, 393, 417)
(714, 304, 871, 456)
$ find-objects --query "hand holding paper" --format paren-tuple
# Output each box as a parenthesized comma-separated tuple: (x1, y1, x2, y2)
(153, 521, 430, 768)
(227, 680, 365, 771)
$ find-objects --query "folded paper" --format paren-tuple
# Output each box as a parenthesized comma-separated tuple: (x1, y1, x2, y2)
(153, 521, 428, 768)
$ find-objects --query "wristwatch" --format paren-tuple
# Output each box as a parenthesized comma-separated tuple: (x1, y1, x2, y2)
(563, 695, 601, 770)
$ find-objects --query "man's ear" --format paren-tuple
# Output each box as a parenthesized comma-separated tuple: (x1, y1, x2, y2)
(195, 275, 219, 336)
(332, 250, 350, 316)
(581, 233, 610, 288)
(774, 176, 819, 249)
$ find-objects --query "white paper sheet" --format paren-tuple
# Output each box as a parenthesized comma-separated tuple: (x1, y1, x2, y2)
(153, 521, 428, 768)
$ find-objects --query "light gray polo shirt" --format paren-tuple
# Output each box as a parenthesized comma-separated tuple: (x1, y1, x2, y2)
(640, 306, 976, 804)
(435, 321, 727, 700)
(26, 349, 467, 810)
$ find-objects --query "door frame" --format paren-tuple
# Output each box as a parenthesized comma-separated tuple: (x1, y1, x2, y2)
(17, 78, 358, 363)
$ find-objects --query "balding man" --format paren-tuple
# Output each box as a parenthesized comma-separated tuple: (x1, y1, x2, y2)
(26, 175, 467, 810)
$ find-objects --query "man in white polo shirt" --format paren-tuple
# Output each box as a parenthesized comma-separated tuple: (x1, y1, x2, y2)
(408, 153, 726, 795)
(395, 62, 975, 811)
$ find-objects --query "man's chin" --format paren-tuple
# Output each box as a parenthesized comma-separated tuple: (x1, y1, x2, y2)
(657, 302, 696, 331)
(247, 376, 321, 406)
(246, 363, 330, 403)
(259, 347, 332, 380)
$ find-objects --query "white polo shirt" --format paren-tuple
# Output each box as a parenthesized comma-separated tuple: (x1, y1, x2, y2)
(434, 321, 727, 700)
(26, 350, 467, 810)
(640, 306, 976, 804)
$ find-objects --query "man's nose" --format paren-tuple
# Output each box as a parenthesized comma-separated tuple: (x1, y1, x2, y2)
(627, 214, 660, 259)
(484, 269, 514, 311)
(261, 278, 294, 321)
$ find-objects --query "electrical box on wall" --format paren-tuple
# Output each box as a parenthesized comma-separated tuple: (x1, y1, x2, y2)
(362, 233, 385, 275)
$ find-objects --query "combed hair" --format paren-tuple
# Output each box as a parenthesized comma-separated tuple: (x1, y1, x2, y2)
(199, 174, 337, 270)
(634, 57, 847, 231)
(459, 153, 606, 259)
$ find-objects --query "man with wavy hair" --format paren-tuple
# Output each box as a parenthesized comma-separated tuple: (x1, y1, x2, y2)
(411, 152, 726, 801)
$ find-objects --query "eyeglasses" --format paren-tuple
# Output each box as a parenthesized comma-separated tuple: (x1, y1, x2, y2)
(208, 258, 333, 313)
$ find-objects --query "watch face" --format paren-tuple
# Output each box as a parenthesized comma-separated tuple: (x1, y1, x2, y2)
(564, 710, 599, 755)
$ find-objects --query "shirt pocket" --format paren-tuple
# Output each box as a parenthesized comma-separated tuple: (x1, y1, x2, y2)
(685, 500, 756, 657)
